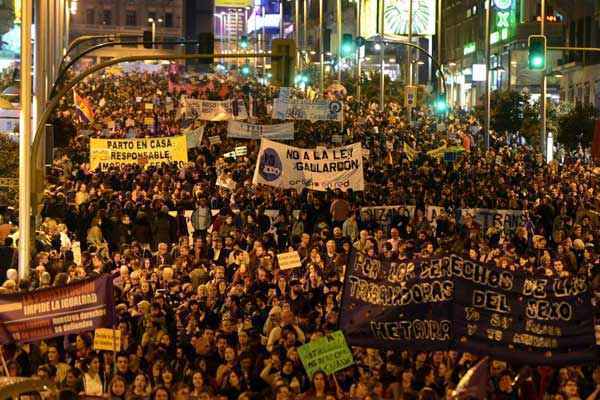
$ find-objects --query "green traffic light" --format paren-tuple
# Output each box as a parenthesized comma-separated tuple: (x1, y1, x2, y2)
(528, 35, 546, 70)
(240, 36, 249, 49)
(531, 56, 543, 67)
(341, 34, 355, 57)
(433, 94, 448, 115)
(342, 43, 354, 56)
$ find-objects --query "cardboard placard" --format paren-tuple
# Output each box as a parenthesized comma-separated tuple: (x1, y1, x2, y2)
(93, 328, 121, 351)
(208, 135, 222, 145)
(235, 146, 247, 156)
(277, 251, 302, 270)
(298, 331, 354, 378)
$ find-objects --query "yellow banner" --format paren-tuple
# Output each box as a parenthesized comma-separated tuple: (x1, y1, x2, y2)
(90, 135, 188, 171)
(215, 0, 252, 7)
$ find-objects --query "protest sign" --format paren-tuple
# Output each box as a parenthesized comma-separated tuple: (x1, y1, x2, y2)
(359, 206, 416, 228)
(235, 146, 247, 156)
(184, 210, 195, 237)
(184, 126, 204, 149)
(252, 139, 364, 192)
(208, 136, 222, 145)
(263, 209, 301, 221)
(278, 87, 291, 101)
(426, 206, 447, 223)
(340, 253, 453, 351)
(143, 117, 154, 126)
(460, 208, 526, 237)
(297, 331, 354, 378)
(340, 254, 598, 365)
(450, 254, 596, 365)
(90, 136, 188, 171)
(272, 98, 343, 122)
(135, 96, 142, 103)
(144, 103, 153, 111)
(227, 121, 294, 140)
(0, 275, 115, 344)
(216, 173, 236, 190)
(427, 145, 465, 159)
(277, 251, 302, 270)
(183, 98, 248, 121)
(93, 328, 121, 351)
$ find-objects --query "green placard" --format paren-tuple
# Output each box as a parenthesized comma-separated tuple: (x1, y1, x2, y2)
(297, 331, 354, 378)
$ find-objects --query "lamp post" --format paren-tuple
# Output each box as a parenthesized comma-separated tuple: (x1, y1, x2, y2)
(19, 0, 32, 280)
(148, 17, 163, 48)
(540, 0, 547, 157)
(319, 0, 324, 93)
(356, 0, 361, 103)
(337, 0, 342, 82)
(484, 0, 491, 148)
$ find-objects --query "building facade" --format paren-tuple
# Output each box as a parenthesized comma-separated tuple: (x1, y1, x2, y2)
(441, 0, 570, 108)
(69, 0, 185, 63)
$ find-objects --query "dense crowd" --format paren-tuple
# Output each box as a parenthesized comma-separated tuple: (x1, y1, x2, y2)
(0, 65, 599, 400)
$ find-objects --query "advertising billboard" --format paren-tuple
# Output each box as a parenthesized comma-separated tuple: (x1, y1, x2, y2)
(360, 0, 437, 38)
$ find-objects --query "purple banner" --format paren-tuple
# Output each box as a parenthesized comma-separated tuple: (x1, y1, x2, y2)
(340, 254, 598, 366)
(0, 275, 115, 344)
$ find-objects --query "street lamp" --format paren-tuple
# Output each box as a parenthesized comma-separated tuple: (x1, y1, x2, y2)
(148, 17, 164, 48)
(70, 0, 78, 15)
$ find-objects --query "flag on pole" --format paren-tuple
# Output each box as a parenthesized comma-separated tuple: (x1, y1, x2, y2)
(73, 90, 95, 123)
(451, 357, 490, 400)
(403, 142, 418, 161)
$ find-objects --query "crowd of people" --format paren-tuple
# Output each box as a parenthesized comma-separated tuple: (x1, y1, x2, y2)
(0, 64, 599, 400)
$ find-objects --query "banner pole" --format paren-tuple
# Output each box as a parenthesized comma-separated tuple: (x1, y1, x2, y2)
(112, 326, 117, 375)
(0, 346, 9, 376)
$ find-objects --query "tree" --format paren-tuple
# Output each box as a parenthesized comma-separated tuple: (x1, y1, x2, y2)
(489, 90, 526, 134)
(557, 103, 596, 150)
(475, 90, 541, 146)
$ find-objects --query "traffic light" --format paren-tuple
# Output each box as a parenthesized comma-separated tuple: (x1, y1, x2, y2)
(271, 39, 296, 87)
(143, 30, 152, 49)
(355, 36, 367, 48)
(240, 35, 249, 49)
(528, 35, 546, 71)
(341, 34, 355, 57)
(433, 93, 449, 115)
(241, 63, 251, 76)
(198, 32, 214, 66)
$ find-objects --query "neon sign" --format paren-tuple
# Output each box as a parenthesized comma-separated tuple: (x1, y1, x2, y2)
(493, 0, 512, 10)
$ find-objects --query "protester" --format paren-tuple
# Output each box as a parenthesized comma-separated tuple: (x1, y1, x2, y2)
(0, 65, 598, 400)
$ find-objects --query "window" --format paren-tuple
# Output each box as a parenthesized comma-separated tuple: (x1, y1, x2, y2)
(86, 9, 94, 24)
(102, 9, 112, 25)
(164, 12, 173, 27)
(126, 11, 137, 26)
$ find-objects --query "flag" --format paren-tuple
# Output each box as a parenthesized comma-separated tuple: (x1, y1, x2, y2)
(73, 90, 95, 123)
(403, 142, 417, 161)
(451, 357, 490, 400)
